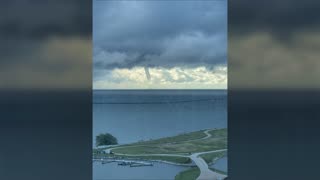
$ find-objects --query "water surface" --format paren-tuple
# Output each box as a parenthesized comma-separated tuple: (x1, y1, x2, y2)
(212, 156, 228, 173)
(93, 90, 227, 145)
(93, 162, 188, 180)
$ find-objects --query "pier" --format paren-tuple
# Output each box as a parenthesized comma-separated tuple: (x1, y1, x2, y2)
(93, 157, 153, 167)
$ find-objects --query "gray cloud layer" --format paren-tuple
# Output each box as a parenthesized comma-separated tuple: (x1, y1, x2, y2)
(0, 0, 91, 39)
(93, 0, 227, 71)
(229, 0, 320, 37)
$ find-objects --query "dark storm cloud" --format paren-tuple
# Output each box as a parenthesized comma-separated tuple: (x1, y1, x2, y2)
(0, 0, 91, 89)
(93, 0, 227, 70)
(229, 0, 320, 35)
(0, 0, 91, 39)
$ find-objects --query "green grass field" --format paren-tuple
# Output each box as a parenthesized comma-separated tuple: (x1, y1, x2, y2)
(175, 167, 200, 180)
(210, 168, 228, 176)
(93, 128, 227, 164)
(200, 151, 226, 164)
(175, 167, 227, 180)
(113, 128, 227, 155)
(208, 128, 227, 138)
(131, 130, 208, 145)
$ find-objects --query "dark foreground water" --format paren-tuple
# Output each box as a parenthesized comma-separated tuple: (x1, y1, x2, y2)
(93, 90, 227, 179)
(93, 162, 188, 180)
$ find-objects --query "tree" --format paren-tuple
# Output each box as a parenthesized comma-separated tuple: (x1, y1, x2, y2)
(96, 133, 118, 146)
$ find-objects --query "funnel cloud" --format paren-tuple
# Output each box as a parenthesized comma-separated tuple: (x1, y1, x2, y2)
(144, 67, 151, 81)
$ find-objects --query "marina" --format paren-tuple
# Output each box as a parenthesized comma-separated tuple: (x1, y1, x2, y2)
(94, 158, 154, 167)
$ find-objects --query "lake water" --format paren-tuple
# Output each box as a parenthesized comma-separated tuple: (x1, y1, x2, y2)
(93, 90, 227, 179)
(212, 156, 228, 173)
(93, 90, 227, 144)
(93, 162, 188, 180)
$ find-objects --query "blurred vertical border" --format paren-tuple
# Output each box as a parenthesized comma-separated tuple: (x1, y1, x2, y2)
(0, 1, 92, 180)
(228, 0, 320, 179)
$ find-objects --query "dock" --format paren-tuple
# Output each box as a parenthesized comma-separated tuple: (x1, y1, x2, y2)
(93, 157, 154, 167)
(130, 163, 153, 167)
(118, 160, 153, 167)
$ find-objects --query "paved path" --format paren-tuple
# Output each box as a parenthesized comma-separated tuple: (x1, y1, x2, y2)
(110, 149, 227, 180)
(113, 152, 188, 157)
(203, 129, 213, 139)
(181, 129, 213, 143)
(191, 149, 227, 180)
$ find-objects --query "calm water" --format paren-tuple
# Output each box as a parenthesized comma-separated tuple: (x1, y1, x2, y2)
(93, 90, 227, 179)
(93, 162, 188, 180)
(93, 90, 227, 144)
(212, 156, 228, 172)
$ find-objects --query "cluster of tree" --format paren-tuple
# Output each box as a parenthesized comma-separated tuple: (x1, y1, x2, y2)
(96, 133, 118, 146)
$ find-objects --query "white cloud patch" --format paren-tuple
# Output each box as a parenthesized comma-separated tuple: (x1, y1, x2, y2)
(93, 66, 227, 89)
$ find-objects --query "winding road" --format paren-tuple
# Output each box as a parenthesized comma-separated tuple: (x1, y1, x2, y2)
(191, 150, 227, 180)
(102, 129, 227, 180)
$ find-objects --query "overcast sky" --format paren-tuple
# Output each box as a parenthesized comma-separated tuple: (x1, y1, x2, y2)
(93, 0, 227, 89)
(1, 0, 318, 90)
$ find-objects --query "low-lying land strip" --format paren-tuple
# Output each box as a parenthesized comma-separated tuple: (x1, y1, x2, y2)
(111, 128, 226, 157)
(200, 151, 226, 164)
(93, 128, 227, 179)
(175, 167, 200, 180)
